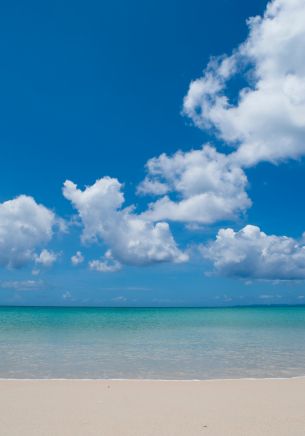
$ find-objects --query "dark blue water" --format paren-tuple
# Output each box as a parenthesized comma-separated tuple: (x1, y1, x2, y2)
(0, 306, 305, 379)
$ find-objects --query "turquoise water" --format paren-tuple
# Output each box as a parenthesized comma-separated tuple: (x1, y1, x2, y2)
(0, 306, 305, 379)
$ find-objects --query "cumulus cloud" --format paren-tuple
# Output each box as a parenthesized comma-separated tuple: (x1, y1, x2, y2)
(89, 250, 122, 273)
(71, 250, 84, 266)
(139, 145, 251, 224)
(35, 249, 58, 267)
(0, 195, 57, 269)
(202, 225, 305, 280)
(183, 0, 305, 166)
(63, 177, 188, 266)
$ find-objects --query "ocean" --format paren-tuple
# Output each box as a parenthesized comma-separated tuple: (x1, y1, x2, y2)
(0, 306, 305, 379)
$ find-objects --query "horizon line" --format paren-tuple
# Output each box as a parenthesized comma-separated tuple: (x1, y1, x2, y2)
(1, 303, 305, 309)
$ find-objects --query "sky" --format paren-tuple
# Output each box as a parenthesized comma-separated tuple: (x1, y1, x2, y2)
(1, 0, 305, 306)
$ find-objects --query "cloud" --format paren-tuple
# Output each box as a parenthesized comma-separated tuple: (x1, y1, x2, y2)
(112, 296, 128, 302)
(62, 291, 72, 300)
(89, 251, 122, 273)
(0, 280, 44, 291)
(71, 251, 84, 266)
(0, 195, 58, 269)
(259, 294, 282, 300)
(202, 225, 305, 280)
(139, 145, 251, 224)
(63, 177, 188, 266)
(137, 179, 170, 196)
(35, 249, 58, 267)
(183, 0, 305, 166)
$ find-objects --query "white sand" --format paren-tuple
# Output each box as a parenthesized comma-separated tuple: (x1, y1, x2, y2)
(0, 378, 305, 435)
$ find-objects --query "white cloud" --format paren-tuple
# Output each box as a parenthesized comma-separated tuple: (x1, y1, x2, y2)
(89, 260, 120, 273)
(63, 177, 188, 266)
(139, 145, 251, 224)
(0, 195, 57, 269)
(259, 294, 282, 300)
(202, 225, 305, 280)
(71, 250, 84, 266)
(89, 250, 122, 273)
(183, 0, 305, 166)
(137, 179, 170, 196)
(35, 249, 58, 267)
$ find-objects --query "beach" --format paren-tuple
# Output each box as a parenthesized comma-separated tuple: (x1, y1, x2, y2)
(1, 377, 305, 436)
(1, 307, 305, 435)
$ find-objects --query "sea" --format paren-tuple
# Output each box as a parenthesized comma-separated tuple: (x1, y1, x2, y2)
(1, 306, 305, 379)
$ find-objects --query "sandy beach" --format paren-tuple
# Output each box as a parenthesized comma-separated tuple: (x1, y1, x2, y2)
(0, 377, 305, 436)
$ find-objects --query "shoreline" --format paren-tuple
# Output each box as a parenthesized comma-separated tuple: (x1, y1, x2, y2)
(0, 374, 305, 381)
(1, 377, 305, 435)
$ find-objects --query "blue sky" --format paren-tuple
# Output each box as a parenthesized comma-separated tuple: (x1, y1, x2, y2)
(1, 0, 305, 306)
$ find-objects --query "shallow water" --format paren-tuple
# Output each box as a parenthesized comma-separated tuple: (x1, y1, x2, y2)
(1, 306, 305, 379)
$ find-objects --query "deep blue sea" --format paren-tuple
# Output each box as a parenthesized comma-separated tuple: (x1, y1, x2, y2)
(1, 306, 305, 379)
